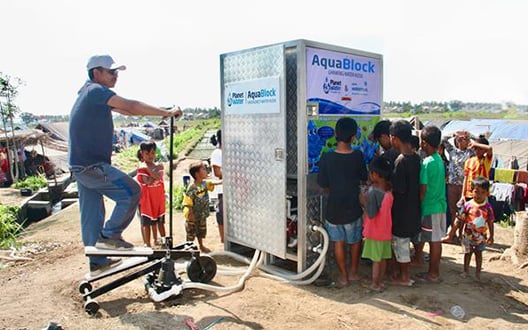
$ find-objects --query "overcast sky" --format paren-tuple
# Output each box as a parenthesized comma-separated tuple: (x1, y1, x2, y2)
(1, 0, 527, 115)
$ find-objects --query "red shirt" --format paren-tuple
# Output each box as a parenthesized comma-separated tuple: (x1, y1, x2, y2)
(136, 167, 166, 220)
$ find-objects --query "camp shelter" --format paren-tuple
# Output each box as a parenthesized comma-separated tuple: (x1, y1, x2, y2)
(0, 128, 46, 148)
(0, 123, 70, 176)
(143, 121, 158, 128)
(34, 122, 68, 152)
(441, 119, 507, 138)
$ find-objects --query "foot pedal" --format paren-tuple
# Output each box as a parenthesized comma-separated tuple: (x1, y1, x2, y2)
(85, 246, 154, 256)
(85, 256, 149, 281)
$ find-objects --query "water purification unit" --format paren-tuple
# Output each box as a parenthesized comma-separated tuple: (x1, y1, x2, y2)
(220, 39, 383, 277)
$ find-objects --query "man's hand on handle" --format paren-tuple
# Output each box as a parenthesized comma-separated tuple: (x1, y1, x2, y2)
(164, 106, 183, 120)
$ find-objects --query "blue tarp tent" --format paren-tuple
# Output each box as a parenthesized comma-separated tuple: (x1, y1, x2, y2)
(129, 130, 151, 145)
(441, 119, 506, 138)
(489, 123, 528, 141)
(440, 119, 527, 141)
(143, 122, 157, 128)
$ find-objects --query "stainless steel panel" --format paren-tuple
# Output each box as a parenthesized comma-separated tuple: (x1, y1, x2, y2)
(222, 45, 287, 258)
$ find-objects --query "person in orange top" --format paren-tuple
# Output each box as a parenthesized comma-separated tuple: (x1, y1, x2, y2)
(459, 135, 493, 205)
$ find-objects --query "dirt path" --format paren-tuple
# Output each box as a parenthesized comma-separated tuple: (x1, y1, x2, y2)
(0, 188, 29, 207)
(1, 162, 527, 329)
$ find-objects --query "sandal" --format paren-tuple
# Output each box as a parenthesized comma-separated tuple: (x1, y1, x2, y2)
(388, 279, 415, 287)
(361, 282, 384, 293)
(414, 272, 442, 284)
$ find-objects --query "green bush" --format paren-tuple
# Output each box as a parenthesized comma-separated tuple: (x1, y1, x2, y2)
(171, 184, 186, 211)
(113, 119, 220, 172)
(0, 205, 22, 248)
(167, 118, 220, 156)
(13, 175, 47, 191)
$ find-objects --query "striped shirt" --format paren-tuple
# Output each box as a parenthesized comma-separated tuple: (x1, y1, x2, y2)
(462, 155, 492, 198)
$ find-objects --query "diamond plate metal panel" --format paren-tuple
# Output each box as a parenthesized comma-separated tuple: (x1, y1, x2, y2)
(306, 195, 323, 246)
(285, 47, 298, 177)
(222, 45, 287, 258)
(223, 46, 284, 83)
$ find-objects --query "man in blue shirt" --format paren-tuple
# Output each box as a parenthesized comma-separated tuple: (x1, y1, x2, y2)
(69, 55, 182, 276)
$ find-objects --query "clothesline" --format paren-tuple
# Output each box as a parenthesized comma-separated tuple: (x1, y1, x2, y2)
(491, 167, 528, 184)
(493, 153, 527, 168)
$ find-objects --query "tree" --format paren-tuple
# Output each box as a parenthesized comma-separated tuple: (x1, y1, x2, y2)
(0, 73, 24, 183)
(19, 112, 36, 125)
(448, 100, 463, 112)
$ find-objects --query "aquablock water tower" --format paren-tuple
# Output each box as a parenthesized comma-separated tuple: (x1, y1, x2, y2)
(220, 40, 383, 277)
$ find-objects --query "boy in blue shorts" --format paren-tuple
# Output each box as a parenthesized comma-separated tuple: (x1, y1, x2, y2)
(416, 126, 447, 283)
(317, 117, 368, 287)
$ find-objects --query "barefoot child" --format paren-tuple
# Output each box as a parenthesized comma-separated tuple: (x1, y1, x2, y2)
(388, 120, 421, 286)
(361, 157, 394, 292)
(416, 125, 447, 283)
(183, 161, 221, 252)
(317, 117, 368, 287)
(460, 176, 494, 280)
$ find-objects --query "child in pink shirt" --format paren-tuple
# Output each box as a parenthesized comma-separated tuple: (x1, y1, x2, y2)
(362, 157, 394, 292)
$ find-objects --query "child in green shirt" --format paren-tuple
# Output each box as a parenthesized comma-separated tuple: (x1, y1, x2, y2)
(416, 126, 446, 283)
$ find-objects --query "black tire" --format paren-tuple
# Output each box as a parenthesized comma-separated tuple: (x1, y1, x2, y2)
(78, 281, 92, 294)
(84, 300, 99, 316)
(186, 255, 217, 283)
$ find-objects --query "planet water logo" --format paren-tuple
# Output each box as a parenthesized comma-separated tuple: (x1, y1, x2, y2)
(246, 88, 277, 104)
(311, 54, 375, 73)
(226, 91, 245, 107)
(322, 78, 342, 94)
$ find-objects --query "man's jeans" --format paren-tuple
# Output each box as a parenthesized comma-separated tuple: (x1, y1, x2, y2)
(70, 163, 140, 264)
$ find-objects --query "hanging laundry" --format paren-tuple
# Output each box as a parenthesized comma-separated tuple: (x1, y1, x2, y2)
(491, 182, 515, 202)
(493, 168, 516, 183)
(516, 170, 528, 184)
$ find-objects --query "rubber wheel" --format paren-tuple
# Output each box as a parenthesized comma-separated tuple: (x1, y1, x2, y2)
(84, 300, 99, 316)
(78, 281, 92, 294)
(186, 255, 217, 283)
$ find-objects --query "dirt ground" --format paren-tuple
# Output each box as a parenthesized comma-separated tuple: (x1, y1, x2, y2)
(1, 159, 528, 329)
(0, 188, 30, 207)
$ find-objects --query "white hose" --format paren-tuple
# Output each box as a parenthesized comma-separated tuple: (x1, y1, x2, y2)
(258, 257, 326, 285)
(174, 257, 247, 276)
(181, 249, 261, 292)
(178, 225, 328, 292)
(255, 225, 328, 285)
(202, 251, 253, 275)
(208, 250, 253, 264)
(215, 268, 248, 276)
